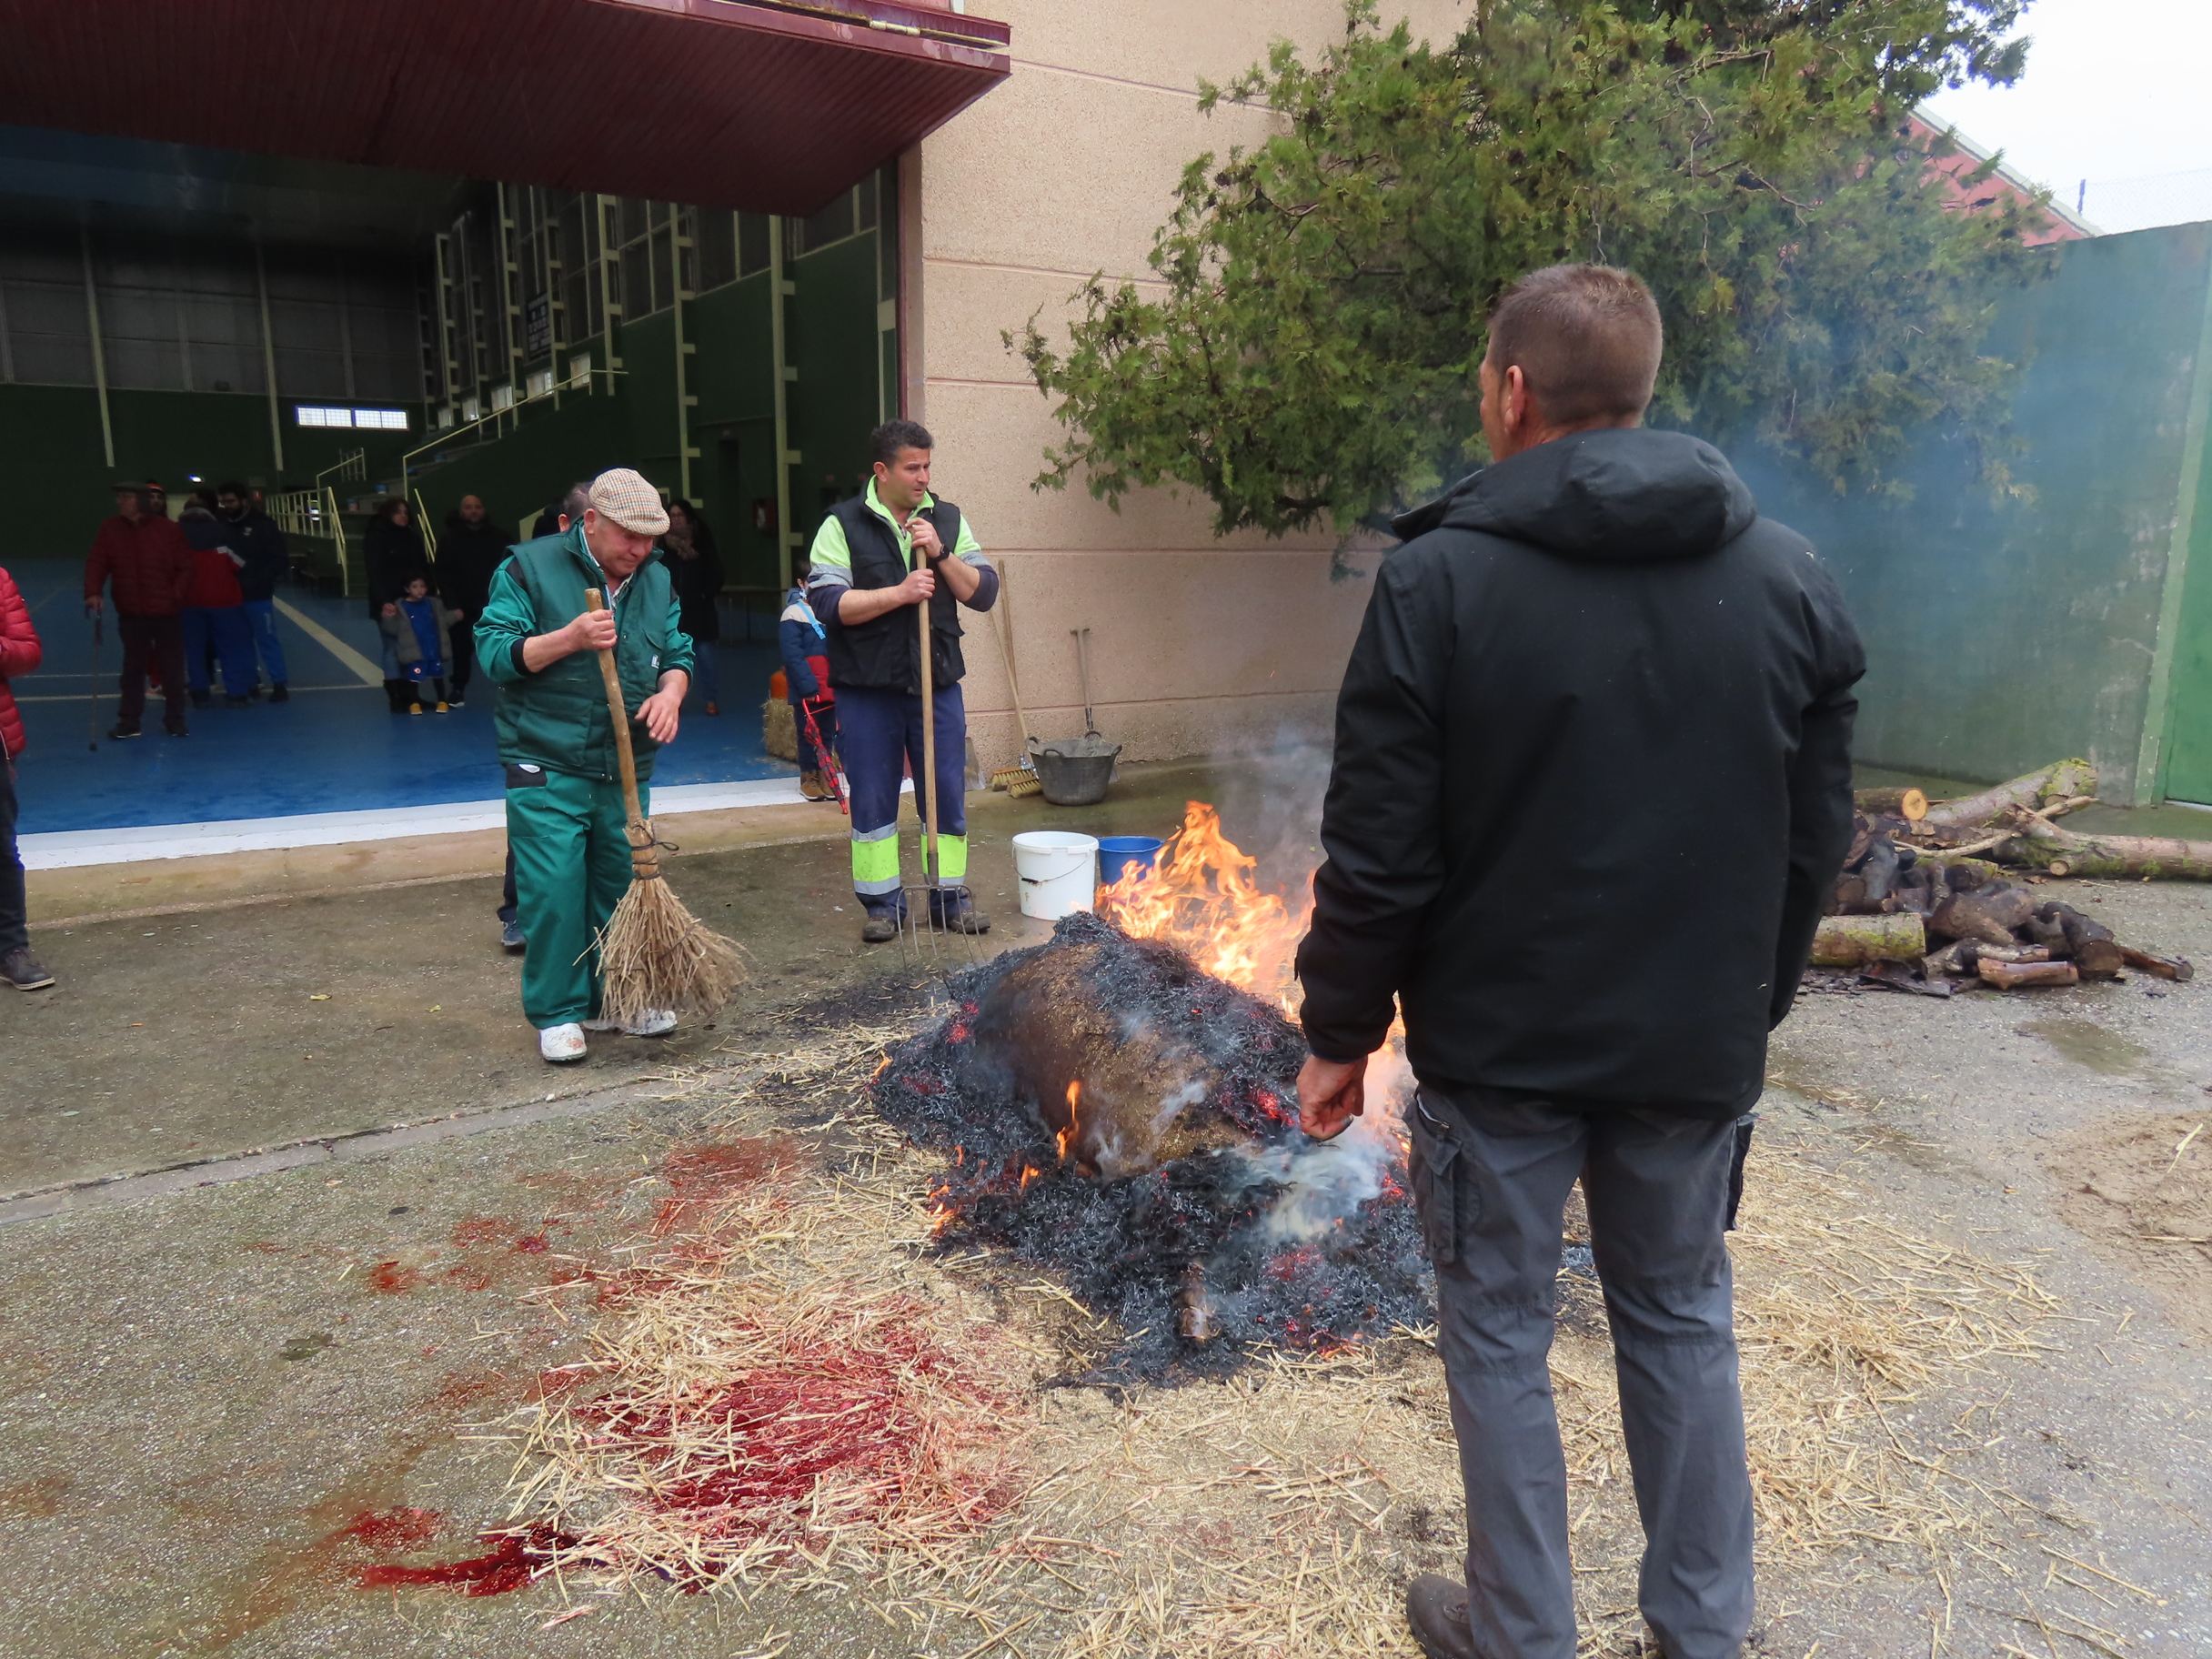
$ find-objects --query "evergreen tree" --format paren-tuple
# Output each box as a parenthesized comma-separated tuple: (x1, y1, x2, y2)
(1016, 0, 2043, 538)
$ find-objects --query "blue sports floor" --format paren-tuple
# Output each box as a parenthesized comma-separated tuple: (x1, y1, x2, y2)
(7, 558, 787, 836)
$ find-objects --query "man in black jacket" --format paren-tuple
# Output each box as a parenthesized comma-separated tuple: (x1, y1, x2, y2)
(439, 495, 515, 707)
(216, 481, 290, 700)
(1295, 265, 1864, 1659)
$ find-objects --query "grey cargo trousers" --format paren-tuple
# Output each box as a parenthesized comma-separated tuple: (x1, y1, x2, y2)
(1410, 1090, 1755, 1659)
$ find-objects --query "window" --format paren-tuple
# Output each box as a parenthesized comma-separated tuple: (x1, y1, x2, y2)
(294, 403, 409, 430)
(568, 349, 592, 387)
(527, 367, 554, 399)
(491, 380, 516, 412)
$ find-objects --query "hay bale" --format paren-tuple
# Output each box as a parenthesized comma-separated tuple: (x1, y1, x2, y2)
(762, 697, 798, 761)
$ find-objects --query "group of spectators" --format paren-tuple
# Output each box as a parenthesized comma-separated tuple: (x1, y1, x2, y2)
(82, 480, 292, 739)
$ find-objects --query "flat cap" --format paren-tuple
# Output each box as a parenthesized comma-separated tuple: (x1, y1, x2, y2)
(587, 468, 670, 536)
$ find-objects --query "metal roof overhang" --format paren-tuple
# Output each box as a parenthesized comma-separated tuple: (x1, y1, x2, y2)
(0, 0, 1010, 215)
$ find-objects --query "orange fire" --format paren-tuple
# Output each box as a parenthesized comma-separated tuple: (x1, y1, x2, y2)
(1057, 1081, 1081, 1162)
(1096, 801, 1312, 1016)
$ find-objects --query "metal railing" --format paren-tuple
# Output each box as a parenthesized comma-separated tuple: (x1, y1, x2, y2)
(412, 488, 439, 562)
(267, 483, 355, 598)
(316, 447, 368, 489)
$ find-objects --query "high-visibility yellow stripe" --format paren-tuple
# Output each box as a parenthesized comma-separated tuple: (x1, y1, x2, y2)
(935, 834, 969, 885)
(853, 829, 902, 893)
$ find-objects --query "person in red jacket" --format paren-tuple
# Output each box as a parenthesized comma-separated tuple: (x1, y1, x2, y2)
(84, 483, 192, 739)
(0, 562, 54, 990)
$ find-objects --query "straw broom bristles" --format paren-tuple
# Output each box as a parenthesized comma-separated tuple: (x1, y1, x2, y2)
(596, 822, 749, 1024)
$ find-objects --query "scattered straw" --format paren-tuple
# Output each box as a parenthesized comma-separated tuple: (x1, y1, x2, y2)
(482, 1038, 2093, 1656)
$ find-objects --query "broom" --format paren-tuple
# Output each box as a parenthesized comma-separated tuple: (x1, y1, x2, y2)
(583, 588, 747, 1022)
(983, 585, 1041, 798)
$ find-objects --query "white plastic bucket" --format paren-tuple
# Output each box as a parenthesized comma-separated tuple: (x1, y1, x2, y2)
(1012, 830, 1100, 920)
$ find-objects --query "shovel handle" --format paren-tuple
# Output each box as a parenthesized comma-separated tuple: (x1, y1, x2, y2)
(583, 588, 649, 844)
(919, 594, 939, 885)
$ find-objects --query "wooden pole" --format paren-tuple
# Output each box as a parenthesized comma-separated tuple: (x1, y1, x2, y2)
(919, 587, 938, 889)
(584, 589, 651, 856)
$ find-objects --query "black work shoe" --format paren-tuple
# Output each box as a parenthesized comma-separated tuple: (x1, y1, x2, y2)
(106, 723, 141, 740)
(860, 910, 902, 945)
(1406, 1574, 1478, 1659)
(269, 683, 290, 703)
(929, 894, 991, 935)
(2, 949, 55, 991)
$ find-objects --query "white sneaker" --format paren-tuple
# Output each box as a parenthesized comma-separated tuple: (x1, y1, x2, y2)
(583, 1009, 678, 1037)
(539, 1022, 588, 1063)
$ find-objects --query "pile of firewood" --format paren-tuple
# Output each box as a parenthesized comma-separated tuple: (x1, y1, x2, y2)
(1814, 759, 2202, 995)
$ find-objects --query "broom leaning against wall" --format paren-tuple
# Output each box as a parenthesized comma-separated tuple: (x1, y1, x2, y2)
(474, 468, 705, 1065)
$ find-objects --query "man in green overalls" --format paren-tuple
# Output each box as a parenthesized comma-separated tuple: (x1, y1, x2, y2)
(476, 468, 695, 1063)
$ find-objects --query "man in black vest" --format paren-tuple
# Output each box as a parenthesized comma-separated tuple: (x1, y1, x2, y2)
(805, 419, 999, 942)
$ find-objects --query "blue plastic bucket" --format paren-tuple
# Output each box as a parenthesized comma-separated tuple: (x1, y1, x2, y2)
(1096, 835, 1167, 890)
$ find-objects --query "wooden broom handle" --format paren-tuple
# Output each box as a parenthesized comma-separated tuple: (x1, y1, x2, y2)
(583, 588, 649, 845)
(919, 592, 939, 885)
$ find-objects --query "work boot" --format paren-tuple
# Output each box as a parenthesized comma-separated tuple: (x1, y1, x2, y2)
(584, 1010, 677, 1037)
(930, 891, 991, 935)
(860, 908, 902, 945)
(2, 948, 55, 992)
(500, 919, 526, 952)
(800, 770, 830, 801)
(107, 722, 141, 740)
(539, 1023, 588, 1063)
(1405, 1574, 1478, 1659)
(269, 684, 289, 703)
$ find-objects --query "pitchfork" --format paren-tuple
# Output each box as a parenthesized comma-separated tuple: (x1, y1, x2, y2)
(899, 594, 985, 976)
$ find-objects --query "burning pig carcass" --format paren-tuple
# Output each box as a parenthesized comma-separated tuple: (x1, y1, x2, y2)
(875, 910, 1430, 1382)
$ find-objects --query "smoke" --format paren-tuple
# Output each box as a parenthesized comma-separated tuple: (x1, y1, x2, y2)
(1245, 1045, 1412, 1245)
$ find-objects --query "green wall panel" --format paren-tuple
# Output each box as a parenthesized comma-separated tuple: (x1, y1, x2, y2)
(2, 384, 413, 557)
(1737, 224, 2212, 805)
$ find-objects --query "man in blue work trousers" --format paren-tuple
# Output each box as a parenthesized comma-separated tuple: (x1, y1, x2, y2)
(806, 419, 998, 943)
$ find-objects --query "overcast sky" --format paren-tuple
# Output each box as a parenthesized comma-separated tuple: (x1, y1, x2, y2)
(1919, 0, 2212, 231)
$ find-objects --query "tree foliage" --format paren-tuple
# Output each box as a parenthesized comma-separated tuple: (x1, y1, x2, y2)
(1015, 0, 2046, 538)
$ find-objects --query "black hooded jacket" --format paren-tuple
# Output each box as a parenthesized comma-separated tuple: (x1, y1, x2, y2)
(1296, 428, 1865, 1118)
(437, 510, 517, 618)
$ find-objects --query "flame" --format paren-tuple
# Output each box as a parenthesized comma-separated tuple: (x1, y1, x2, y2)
(871, 1053, 892, 1083)
(1057, 1081, 1081, 1162)
(1019, 1164, 1041, 1191)
(1096, 802, 1311, 1016)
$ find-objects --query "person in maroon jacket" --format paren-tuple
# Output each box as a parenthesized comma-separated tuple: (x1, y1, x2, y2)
(84, 483, 193, 739)
(0, 561, 53, 990)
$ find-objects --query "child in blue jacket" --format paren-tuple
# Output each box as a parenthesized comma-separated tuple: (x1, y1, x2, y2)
(779, 571, 838, 800)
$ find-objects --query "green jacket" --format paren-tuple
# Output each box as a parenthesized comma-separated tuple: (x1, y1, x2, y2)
(476, 528, 696, 783)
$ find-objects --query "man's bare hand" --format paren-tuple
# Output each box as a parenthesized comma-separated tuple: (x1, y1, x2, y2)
(85, 596, 104, 618)
(907, 515, 943, 562)
(899, 566, 938, 607)
(634, 687, 682, 745)
(565, 609, 618, 656)
(1298, 1053, 1369, 1141)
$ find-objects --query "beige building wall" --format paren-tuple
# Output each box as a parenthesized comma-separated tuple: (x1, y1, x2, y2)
(910, 1, 1474, 779)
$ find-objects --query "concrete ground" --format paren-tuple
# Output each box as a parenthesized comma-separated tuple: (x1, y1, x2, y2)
(3, 760, 2208, 1657)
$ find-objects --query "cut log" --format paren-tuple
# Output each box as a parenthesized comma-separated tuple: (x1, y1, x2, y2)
(1991, 828, 2212, 881)
(1811, 913, 1926, 968)
(2119, 945, 2195, 983)
(1976, 959, 2080, 990)
(1919, 853, 2006, 889)
(1928, 885, 2036, 946)
(1919, 759, 2098, 833)
(1855, 786, 1930, 822)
